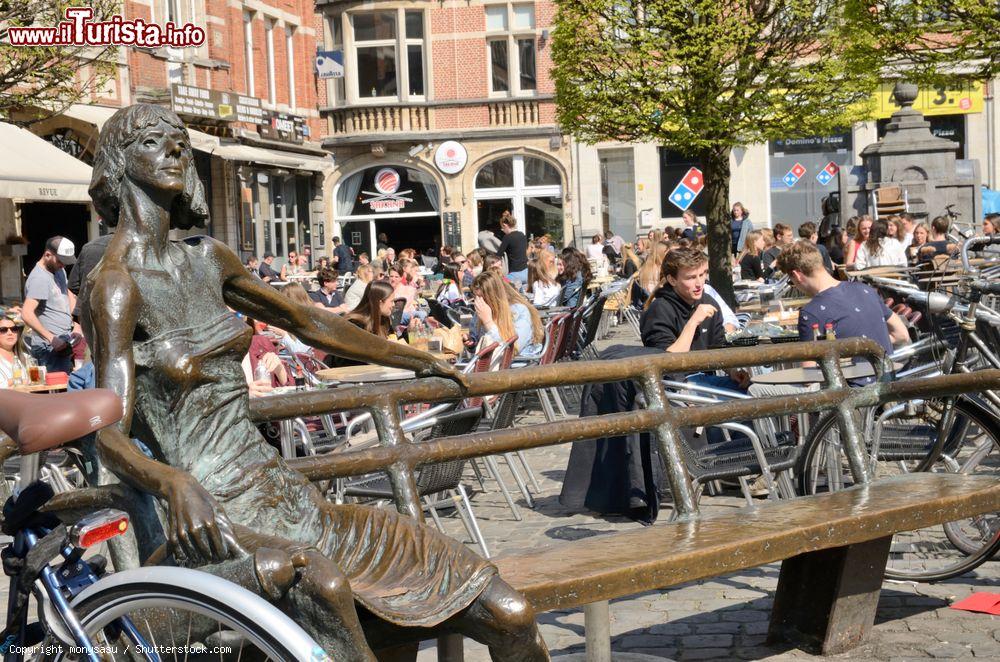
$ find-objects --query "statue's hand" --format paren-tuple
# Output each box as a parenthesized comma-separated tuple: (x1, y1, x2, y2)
(163, 475, 247, 563)
(418, 358, 469, 391)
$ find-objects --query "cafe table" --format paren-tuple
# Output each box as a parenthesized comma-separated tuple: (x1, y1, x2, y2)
(751, 360, 905, 386)
(11, 382, 68, 393)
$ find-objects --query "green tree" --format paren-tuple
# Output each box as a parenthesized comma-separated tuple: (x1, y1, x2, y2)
(553, 0, 886, 304)
(0, 0, 117, 119)
(866, 1, 1000, 84)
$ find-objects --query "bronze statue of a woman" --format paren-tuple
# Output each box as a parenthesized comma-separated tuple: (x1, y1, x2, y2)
(81, 104, 548, 661)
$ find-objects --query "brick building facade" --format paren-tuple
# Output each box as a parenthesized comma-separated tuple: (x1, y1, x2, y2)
(317, 0, 572, 257)
(21, 0, 335, 271)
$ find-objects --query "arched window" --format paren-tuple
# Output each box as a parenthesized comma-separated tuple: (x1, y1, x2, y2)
(474, 155, 564, 245)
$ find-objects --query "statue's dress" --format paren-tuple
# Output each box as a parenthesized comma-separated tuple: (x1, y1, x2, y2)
(128, 307, 495, 626)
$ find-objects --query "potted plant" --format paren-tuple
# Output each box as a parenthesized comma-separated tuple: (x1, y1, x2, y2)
(0, 235, 28, 257)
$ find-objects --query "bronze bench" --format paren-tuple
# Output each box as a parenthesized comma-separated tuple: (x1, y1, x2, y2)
(495, 472, 1000, 656)
(247, 338, 1000, 660)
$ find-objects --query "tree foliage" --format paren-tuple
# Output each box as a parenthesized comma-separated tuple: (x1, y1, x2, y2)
(868, 1, 1000, 84)
(0, 0, 117, 119)
(552, 0, 889, 302)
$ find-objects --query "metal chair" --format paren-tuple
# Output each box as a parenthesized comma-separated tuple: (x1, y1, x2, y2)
(341, 407, 491, 557)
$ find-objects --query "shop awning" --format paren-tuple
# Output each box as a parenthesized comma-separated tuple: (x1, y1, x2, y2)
(208, 142, 334, 172)
(0, 123, 93, 202)
(58, 104, 334, 173)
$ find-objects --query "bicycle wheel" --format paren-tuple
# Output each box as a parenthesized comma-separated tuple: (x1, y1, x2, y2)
(796, 396, 1000, 582)
(41, 567, 329, 661)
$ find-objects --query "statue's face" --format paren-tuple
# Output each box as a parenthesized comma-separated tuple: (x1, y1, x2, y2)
(126, 119, 189, 194)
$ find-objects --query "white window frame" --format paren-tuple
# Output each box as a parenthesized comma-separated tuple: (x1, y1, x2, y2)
(265, 18, 277, 106)
(243, 11, 255, 97)
(486, 3, 537, 98)
(286, 25, 297, 109)
(473, 155, 562, 234)
(348, 8, 426, 104)
(325, 14, 347, 108)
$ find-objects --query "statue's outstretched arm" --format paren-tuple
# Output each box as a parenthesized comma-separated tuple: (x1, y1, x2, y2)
(87, 267, 243, 563)
(214, 239, 465, 384)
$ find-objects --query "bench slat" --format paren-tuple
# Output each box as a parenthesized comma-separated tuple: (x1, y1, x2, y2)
(495, 473, 1000, 612)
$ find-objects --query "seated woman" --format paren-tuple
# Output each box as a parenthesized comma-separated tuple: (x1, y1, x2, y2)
(0, 309, 30, 388)
(527, 258, 561, 308)
(435, 263, 466, 307)
(266, 283, 315, 356)
(239, 316, 289, 401)
(854, 219, 908, 269)
(471, 270, 544, 357)
(82, 104, 547, 662)
(342, 263, 374, 311)
(557, 249, 592, 307)
(737, 230, 766, 282)
(279, 251, 304, 280)
(345, 281, 396, 337)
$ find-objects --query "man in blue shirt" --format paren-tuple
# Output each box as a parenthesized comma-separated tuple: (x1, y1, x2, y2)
(749, 241, 908, 397)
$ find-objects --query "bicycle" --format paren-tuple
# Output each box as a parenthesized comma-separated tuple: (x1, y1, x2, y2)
(0, 388, 330, 661)
(795, 234, 1000, 582)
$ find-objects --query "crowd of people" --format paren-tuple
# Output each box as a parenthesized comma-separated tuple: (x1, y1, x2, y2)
(2, 204, 996, 398)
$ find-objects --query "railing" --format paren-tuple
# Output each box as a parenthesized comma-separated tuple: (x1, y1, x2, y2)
(488, 99, 540, 127)
(244, 338, 1000, 523)
(327, 105, 431, 136)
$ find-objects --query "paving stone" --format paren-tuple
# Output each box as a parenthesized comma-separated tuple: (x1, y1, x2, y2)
(677, 648, 731, 660)
(691, 622, 740, 635)
(677, 634, 732, 649)
(925, 642, 973, 658)
(647, 623, 693, 636)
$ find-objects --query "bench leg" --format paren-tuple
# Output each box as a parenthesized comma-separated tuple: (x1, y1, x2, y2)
(438, 634, 464, 662)
(767, 535, 891, 655)
(585, 601, 612, 662)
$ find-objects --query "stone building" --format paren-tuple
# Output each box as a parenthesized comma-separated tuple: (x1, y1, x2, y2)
(3, 0, 334, 302)
(316, 0, 571, 256)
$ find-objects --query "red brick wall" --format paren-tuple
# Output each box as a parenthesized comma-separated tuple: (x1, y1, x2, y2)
(120, 0, 325, 140)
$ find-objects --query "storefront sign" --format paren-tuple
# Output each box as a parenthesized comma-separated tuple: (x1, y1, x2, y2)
(434, 141, 468, 175)
(260, 112, 308, 144)
(771, 132, 851, 155)
(173, 84, 308, 141)
(667, 167, 703, 212)
(315, 50, 344, 79)
(361, 168, 413, 212)
(782, 162, 807, 188)
(873, 81, 984, 119)
(815, 162, 839, 186)
(443, 211, 461, 247)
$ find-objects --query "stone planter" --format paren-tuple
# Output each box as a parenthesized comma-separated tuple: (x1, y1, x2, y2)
(0, 244, 27, 257)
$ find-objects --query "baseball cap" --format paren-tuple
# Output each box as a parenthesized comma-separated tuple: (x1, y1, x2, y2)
(46, 236, 76, 265)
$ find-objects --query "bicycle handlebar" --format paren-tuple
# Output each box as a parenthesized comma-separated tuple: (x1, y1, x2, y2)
(972, 279, 1000, 297)
(960, 234, 1000, 271)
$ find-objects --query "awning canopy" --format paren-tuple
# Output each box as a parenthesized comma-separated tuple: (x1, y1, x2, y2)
(0, 123, 93, 202)
(60, 104, 333, 173)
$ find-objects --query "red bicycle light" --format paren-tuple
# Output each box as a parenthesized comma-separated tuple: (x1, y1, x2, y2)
(69, 509, 130, 548)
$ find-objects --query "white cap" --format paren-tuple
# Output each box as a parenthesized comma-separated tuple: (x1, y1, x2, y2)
(45, 236, 76, 265)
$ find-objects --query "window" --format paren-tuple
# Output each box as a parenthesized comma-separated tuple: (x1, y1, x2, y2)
(350, 10, 425, 101)
(474, 155, 564, 244)
(243, 11, 255, 97)
(265, 18, 276, 105)
(486, 3, 537, 95)
(286, 26, 296, 108)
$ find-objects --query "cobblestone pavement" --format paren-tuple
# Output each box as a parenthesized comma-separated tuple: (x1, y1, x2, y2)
(414, 324, 1000, 662)
(2, 325, 997, 661)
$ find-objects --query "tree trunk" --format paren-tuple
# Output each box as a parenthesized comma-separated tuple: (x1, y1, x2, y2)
(700, 146, 735, 308)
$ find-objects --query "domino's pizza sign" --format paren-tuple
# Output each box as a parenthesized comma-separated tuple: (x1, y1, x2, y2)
(815, 161, 839, 186)
(668, 167, 704, 212)
(782, 162, 807, 188)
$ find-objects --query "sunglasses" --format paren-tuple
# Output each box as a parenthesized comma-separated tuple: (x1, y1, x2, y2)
(0, 325, 23, 334)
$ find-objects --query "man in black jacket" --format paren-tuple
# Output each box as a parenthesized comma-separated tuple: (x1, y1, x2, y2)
(640, 246, 749, 391)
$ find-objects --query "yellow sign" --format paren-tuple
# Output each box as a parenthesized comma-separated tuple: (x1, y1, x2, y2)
(873, 81, 984, 119)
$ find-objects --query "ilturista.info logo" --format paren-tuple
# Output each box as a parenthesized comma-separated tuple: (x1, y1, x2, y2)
(6, 6, 205, 47)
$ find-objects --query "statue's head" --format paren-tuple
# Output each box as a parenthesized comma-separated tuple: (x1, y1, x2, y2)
(89, 103, 208, 230)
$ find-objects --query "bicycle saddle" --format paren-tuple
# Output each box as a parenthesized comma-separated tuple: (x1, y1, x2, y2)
(0, 389, 122, 455)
